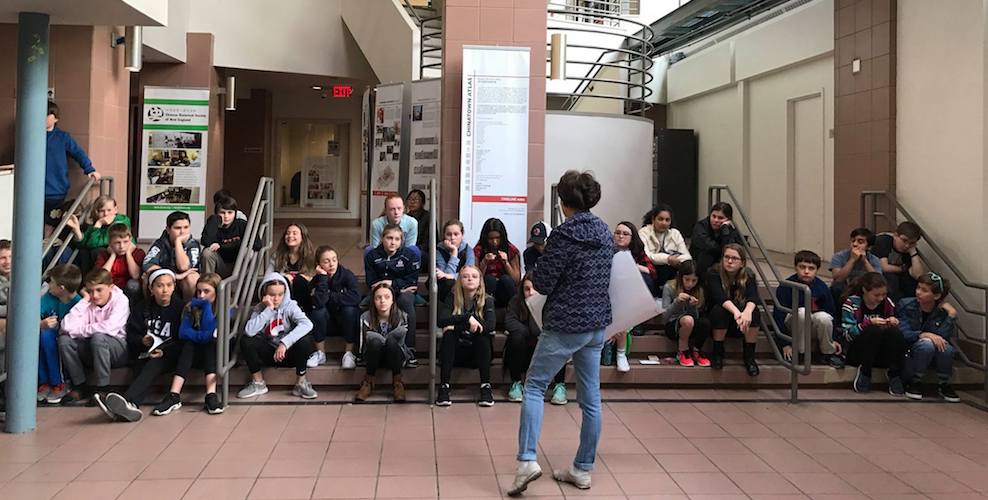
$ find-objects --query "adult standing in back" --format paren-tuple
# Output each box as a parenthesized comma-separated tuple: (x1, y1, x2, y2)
(509, 170, 613, 496)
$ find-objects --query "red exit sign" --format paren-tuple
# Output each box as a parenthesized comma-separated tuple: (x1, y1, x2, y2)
(332, 85, 353, 98)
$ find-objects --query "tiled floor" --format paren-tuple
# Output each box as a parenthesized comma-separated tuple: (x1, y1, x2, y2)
(4, 398, 988, 499)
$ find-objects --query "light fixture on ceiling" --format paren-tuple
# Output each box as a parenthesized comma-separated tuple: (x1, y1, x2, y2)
(311, 85, 323, 91)
(111, 26, 143, 72)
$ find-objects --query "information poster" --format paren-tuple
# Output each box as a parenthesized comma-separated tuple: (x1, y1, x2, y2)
(371, 83, 404, 211)
(139, 87, 209, 240)
(459, 46, 531, 247)
(408, 79, 441, 202)
(301, 154, 340, 209)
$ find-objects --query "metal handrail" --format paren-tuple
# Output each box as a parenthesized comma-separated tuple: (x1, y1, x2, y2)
(549, 184, 563, 228)
(217, 177, 274, 405)
(428, 178, 438, 404)
(860, 190, 988, 403)
(42, 177, 114, 277)
(402, 0, 442, 76)
(708, 185, 813, 402)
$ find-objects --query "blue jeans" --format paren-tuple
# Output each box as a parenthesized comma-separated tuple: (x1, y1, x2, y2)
(517, 329, 605, 471)
(39, 328, 62, 386)
(905, 338, 955, 383)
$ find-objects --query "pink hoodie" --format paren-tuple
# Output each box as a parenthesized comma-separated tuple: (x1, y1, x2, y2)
(61, 286, 129, 339)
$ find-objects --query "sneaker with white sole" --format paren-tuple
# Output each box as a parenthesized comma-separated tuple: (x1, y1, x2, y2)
(306, 350, 326, 368)
(204, 393, 225, 414)
(105, 393, 143, 422)
(478, 384, 495, 407)
(507, 381, 523, 402)
(553, 466, 592, 489)
(550, 383, 568, 405)
(92, 392, 115, 421)
(341, 351, 357, 370)
(616, 352, 630, 373)
(151, 392, 182, 416)
(237, 380, 268, 399)
(507, 460, 543, 497)
(46, 384, 68, 405)
(293, 380, 318, 399)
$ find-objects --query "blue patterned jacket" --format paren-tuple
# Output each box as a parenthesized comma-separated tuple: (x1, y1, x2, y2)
(532, 210, 613, 333)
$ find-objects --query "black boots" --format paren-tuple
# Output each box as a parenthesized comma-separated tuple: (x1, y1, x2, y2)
(743, 342, 760, 377)
(711, 341, 725, 370)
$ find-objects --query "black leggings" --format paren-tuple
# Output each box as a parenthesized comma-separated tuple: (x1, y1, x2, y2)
(310, 305, 360, 344)
(846, 325, 906, 377)
(504, 331, 565, 384)
(124, 344, 182, 405)
(484, 274, 516, 308)
(439, 330, 492, 385)
(364, 334, 404, 376)
(291, 276, 313, 312)
(240, 334, 316, 376)
(175, 339, 217, 378)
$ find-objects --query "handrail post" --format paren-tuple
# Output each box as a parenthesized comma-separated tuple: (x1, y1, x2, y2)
(429, 179, 438, 404)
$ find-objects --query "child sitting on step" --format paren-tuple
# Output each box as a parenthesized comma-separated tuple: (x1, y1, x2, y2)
(354, 283, 409, 403)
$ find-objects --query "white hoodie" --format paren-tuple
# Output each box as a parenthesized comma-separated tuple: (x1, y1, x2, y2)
(244, 272, 313, 348)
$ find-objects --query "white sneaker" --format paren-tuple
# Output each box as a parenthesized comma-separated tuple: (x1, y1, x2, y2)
(237, 380, 268, 399)
(616, 352, 631, 373)
(306, 351, 324, 368)
(507, 460, 543, 497)
(341, 351, 357, 370)
(553, 466, 591, 489)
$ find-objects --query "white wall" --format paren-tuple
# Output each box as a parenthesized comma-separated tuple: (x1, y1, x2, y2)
(570, 64, 626, 114)
(341, 0, 418, 84)
(666, 0, 836, 255)
(544, 112, 654, 230)
(186, 0, 376, 81)
(898, 0, 986, 283)
(142, 0, 187, 62)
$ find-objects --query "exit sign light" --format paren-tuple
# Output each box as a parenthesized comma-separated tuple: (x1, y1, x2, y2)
(333, 85, 353, 98)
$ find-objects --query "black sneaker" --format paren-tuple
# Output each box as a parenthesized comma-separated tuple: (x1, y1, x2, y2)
(204, 393, 225, 414)
(436, 384, 452, 406)
(478, 384, 495, 407)
(905, 380, 924, 401)
(152, 392, 182, 416)
(939, 383, 961, 403)
(824, 354, 846, 369)
(405, 355, 419, 368)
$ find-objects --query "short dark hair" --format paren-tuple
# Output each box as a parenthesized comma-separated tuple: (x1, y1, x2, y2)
(0, 239, 10, 252)
(896, 221, 922, 241)
(47, 101, 59, 118)
(212, 189, 234, 204)
(918, 272, 950, 301)
(710, 202, 733, 219)
(849, 227, 874, 244)
(166, 211, 190, 228)
(48, 264, 82, 293)
(557, 170, 601, 211)
(215, 195, 238, 213)
(794, 250, 821, 268)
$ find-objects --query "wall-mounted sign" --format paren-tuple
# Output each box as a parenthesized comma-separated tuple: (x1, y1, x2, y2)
(333, 85, 354, 98)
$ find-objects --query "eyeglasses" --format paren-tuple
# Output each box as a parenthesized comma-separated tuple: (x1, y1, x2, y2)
(723, 255, 742, 262)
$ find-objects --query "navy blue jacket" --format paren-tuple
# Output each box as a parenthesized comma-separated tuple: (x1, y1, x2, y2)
(311, 265, 361, 309)
(896, 298, 955, 345)
(532, 210, 613, 333)
(46, 127, 95, 199)
(773, 274, 837, 347)
(365, 245, 420, 291)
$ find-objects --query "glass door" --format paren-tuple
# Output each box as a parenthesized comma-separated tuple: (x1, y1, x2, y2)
(275, 120, 350, 213)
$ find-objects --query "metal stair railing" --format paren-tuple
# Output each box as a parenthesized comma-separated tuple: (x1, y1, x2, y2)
(708, 184, 813, 402)
(217, 177, 274, 405)
(401, 0, 442, 77)
(42, 177, 114, 277)
(860, 191, 988, 405)
(428, 178, 438, 404)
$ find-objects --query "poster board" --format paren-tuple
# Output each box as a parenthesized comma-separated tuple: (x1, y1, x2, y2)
(300, 152, 341, 209)
(370, 83, 404, 213)
(408, 78, 441, 202)
(138, 87, 209, 240)
(459, 46, 530, 247)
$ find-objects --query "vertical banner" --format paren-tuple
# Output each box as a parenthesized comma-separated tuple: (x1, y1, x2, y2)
(139, 86, 210, 240)
(362, 87, 371, 240)
(370, 83, 404, 213)
(460, 46, 531, 247)
(408, 78, 441, 202)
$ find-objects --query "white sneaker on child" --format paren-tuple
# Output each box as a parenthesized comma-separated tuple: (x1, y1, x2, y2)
(616, 352, 631, 373)
(341, 351, 357, 369)
(507, 461, 542, 497)
(553, 466, 592, 489)
(307, 350, 326, 368)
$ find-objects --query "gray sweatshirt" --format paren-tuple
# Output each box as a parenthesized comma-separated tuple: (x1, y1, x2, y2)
(244, 272, 312, 348)
(662, 282, 701, 325)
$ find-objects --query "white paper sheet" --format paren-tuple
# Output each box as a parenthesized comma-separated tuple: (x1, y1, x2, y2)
(526, 250, 663, 336)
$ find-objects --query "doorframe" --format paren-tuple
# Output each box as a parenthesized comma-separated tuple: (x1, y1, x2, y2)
(271, 117, 353, 219)
(786, 89, 826, 253)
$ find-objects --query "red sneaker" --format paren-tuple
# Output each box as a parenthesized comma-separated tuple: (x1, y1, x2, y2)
(677, 351, 694, 367)
(37, 384, 50, 402)
(692, 350, 711, 367)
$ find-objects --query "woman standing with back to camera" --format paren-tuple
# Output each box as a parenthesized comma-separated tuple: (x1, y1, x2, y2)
(508, 170, 613, 497)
